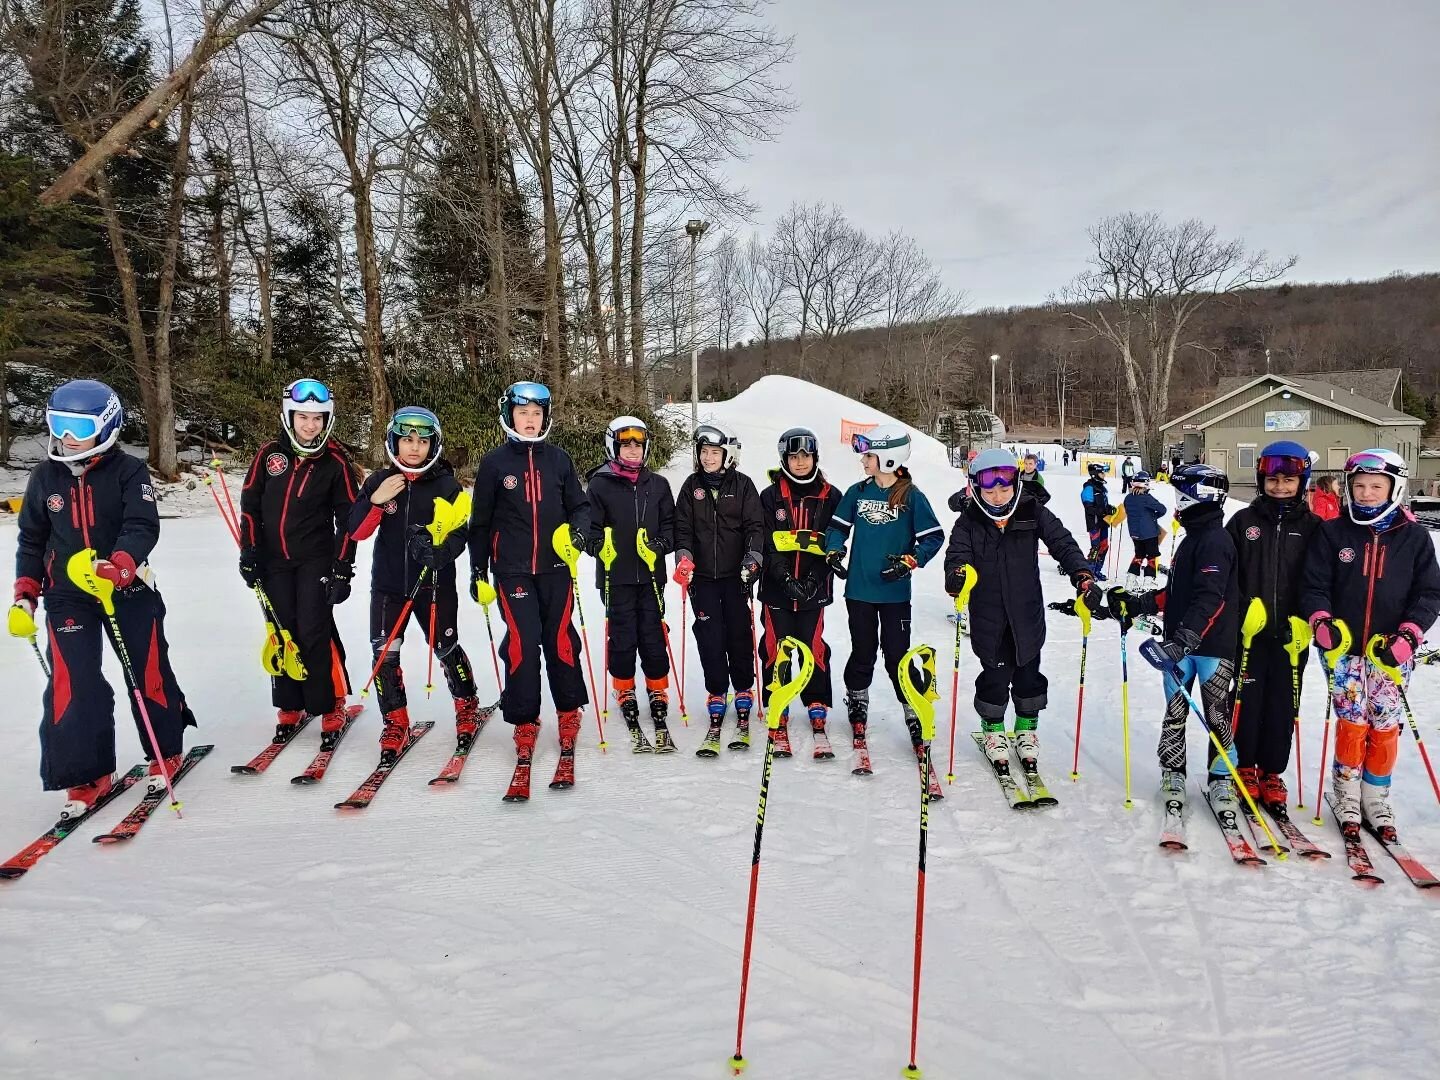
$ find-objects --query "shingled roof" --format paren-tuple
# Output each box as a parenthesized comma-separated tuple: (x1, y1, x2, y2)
(1217, 368, 1400, 409)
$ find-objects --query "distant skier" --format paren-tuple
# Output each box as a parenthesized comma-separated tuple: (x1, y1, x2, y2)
(1018, 451, 1050, 506)
(1080, 461, 1114, 579)
(1119, 471, 1167, 587)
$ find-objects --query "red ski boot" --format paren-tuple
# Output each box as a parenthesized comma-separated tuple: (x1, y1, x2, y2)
(60, 774, 114, 822)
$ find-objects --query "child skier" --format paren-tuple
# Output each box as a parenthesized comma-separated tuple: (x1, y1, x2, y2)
(1080, 461, 1114, 579)
(823, 424, 945, 768)
(239, 378, 360, 744)
(1119, 471, 1167, 587)
(11, 380, 195, 819)
(349, 408, 479, 762)
(468, 382, 591, 780)
(1223, 440, 1323, 807)
(758, 427, 843, 757)
(1108, 463, 1241, 813)
(673, 423, 765, 755)
(587, 416, 678, 752)
(1300, 449, 1440, 837)
(943, 448, 1098, 781)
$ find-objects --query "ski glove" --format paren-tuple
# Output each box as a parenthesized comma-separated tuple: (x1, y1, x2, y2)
(238, 545, 263, 588)
(825, 549, 847, 575)
(470, 569, 497, 607)
(1309, 612, 1343, 653)
(1108, 585, 1157, 618)
(13, 577, 39, 613)
(1377, 623, 1423, 668)
(407, 526, 439, 570)
(323, 562, 353, 606)
(783, 574, 818, 604)
(1155, 626, 1201, 665)
(944, 565, 970, 597)
(739, 552, 762, 588)
(879, 553, 919, 583)
(672, 552, 695, 588)
(1071, 570, 1103, 612)
(94, 551, 138, 590)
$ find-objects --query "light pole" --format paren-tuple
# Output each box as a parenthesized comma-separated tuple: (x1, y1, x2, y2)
(686, 218, 709, 427)
(989, 353, 1000, 427)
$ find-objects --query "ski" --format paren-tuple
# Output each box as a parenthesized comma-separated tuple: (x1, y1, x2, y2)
(1362, 821, 1440, 888)
(548, 751, 576, 790)
(1008, 736, 1058, 808)
(771, 723, 792, 758)
(812, 727, 835, 761)
(93, 746, 215, 845)
(914, 749, 944, 801)
(851, 737, 872, 776)
(695, 721, 724, 758)
(0, 765, 148, 880)
(1241, 806, 1289, 856)
(429, 702, 499, 785)
(1200, 782, 1265, 866)
(503, 760, 532, 802)
(1262, 802, 1331, 860)
(334, 722, 433, 810)
(1158, 797, 1188, 851)
(1325, 794, 1384, 883)
(727, 723, 751, 751)
(971, 733, 1034, 810)
(627, 725, 653, 754)
(230, 714, 315, 775)
(291, 704, 364, 785)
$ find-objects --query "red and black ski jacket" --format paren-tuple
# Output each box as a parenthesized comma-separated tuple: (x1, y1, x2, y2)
(758, 469, 841, 611)
(468, 440, 589, 579)
(1225, 495, 1323, 643)
(349, 460, 467, 596)
(585, 462, 675, 590)
(15, 449, 160, 603)
(673, 468, 765, 580)
(1300, 512, 1440, 655)
(240, 435, 361, 570)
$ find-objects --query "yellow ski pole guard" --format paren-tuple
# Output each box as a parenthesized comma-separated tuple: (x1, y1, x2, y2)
(764, 637, 814, 729)
(426, 491, 473, 547)
(8, 602, 38, 639)
(1241, 596, 1268, 646)
(1074, 591, 1093, 638)
(898, 643, 940, 743)
(553, 523, 583, 574)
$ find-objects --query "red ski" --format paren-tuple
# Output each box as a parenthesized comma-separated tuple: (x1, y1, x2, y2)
(334, 722, 433, 809)
(1363, 822, 1440, 889)
(291, 704, 364, 785)
(93, 746, 215, 845)
(429, 702, 499, 786)
(230, 714, 315, 775)
(0, 764, 147, 880)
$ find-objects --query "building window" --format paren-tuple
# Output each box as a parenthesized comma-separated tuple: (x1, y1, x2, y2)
(1238, 444, 1257, 470)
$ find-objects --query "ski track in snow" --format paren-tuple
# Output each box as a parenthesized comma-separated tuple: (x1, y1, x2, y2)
(2, 377, 1438, 1079)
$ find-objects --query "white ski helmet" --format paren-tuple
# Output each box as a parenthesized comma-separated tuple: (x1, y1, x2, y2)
(281, 378, 335, 457)
(606, 415, 650, 466)
(693, 423, 740, 471)
(1344, 448, 1408, 526)
(852, 423, 911, 474)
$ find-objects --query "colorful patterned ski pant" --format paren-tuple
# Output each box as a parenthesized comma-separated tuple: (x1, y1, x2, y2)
(1328, 654, 1408, 790)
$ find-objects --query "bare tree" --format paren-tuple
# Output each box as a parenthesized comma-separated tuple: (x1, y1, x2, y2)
(737, 231, 784, 372)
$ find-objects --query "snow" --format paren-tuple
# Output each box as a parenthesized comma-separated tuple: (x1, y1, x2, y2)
(2, 375, 1438, 1079)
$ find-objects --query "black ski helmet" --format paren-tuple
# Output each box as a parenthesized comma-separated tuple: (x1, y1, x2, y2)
(777, 427, 820, 482)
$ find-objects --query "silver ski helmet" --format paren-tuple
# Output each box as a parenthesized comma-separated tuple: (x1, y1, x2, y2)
(968, 447, 1022, 525)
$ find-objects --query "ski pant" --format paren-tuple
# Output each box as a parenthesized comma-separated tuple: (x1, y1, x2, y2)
(1086, 522, 1110, 568)
(370, 586, 476, 714)
(605, 581, 669, 685)
(844, 598, 910, 705)
(1329, 654, 1406, 791)
(262, 560, 350, 716)
(1235, 638, 1306, 775)
(1160, 654, 1235, 775)
(761, 604, 833, 708)
(973, 626, 1048, 723)
(1127, 535, 1161, 577)
(690, 576, 756, 696)
(39, 590, 195, 791)
(496, 570, 587, 726)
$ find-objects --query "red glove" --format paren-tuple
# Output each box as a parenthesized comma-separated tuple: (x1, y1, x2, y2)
(1379, 623, 1423, 667)
(94, 551, 138, 589)
(672, 553, 695, 588)
(13, 577, 39, 615)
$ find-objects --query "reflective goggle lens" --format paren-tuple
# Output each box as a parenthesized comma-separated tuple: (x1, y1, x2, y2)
(1346, 452, 1389, 472)
(974, 466, 1018, 490)
(783, 436, 817, 456)
(509, 381, 552, 407)
(392, 421, 437, 439)
(286, 379, 332, 404)
(1258, 455, 1306, 478)
(614, 427, 647, 444)
(851, 433, 872, 453)
(47, 412, 100, 440)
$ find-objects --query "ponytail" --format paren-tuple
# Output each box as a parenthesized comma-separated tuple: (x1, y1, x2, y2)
(887, 465, 913, 510)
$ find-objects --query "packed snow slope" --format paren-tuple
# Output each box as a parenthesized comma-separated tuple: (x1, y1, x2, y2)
(2, 376, 1438, 1080)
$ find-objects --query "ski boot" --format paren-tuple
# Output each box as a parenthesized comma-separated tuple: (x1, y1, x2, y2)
(809, 703, 834, 760)
(550, 709, 581, 789)
(146, 752, 184, 793)
(60, 774, 114, 822)
(1159, 768, 1186, 808)
(1331, 772, 1362, 828)
(1259, 772, 1287, 810)
(649, 688, 676, 754)
(1207, 775, 1239, 812)
(319, 698, 350, 752)
(729, 690, 753, 750)
(771, 710, 792, 757)
(1361, 780, 1397, 842)
(618, 687, 651, 753)
(698, 694, 726, 758)
(274, 709, 304, 744)
(454, 695, 482, 753)
(504, 721, 539, 802)
(1237, 765, 1262, 803)
(980, 719, 1012, 774)
(379, 708, 410, 765)
(847, 689, 871, 775)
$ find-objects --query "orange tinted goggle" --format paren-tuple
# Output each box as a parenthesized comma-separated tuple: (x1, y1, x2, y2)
(614, 427, 647, 444)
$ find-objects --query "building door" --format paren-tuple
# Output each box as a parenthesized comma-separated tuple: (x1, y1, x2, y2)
(1208, 448, 1228, 474)
(1328, 447, 1350, 471)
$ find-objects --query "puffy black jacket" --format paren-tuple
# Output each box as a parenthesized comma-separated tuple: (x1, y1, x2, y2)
(468, 440, 589, 579)
(1157, 503, 1238, 659)
(943, 494, 1088, 667)
(348, 460, 468, 596)
(15, 449, 160, 603)
(1300, 512, 1440, 655)
(586, 463, 675, 590)
(1225, 496, 1323, 642)
(240, 435, 361, 569)
(759, 470, 842, 611)
(674, 468, 765, 580)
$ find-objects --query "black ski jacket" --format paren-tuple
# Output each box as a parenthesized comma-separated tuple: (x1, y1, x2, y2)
(1081, 476, 1113, 531)
(15, 449, 161, 603)
(759, 470, 842, 611)
(942, 494, 1089, 667)
(468, 441, 589, 579)
(240, 435, 360, 569)
(1299, 512, 1440, 655)
(586, 463, 675, 590)
(1225, 496, 1323, 643)
(1155, 503, 1238, 659)
(349, 460, 468, 596)
(674, 468, 765, 580)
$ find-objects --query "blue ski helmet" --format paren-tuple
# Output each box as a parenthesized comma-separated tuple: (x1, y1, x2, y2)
(385, 406, 441, 474)
(1170, 463, 1229, 513)
(1257, 439, 1312, 496)
(46, 380, 124, 463)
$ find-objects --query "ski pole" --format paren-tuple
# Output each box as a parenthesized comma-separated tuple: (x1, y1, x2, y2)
(897, 643, 940, 1080)
(361, 567, 432, 697)
(212, 458, 242, 540)
(476, 589, 504, 698)
(746, 593, 765, 725)
(1227, 597, 1268, 746)
(67, 549, 182, 818)
(729, 637, 814, 1076)
(1311, 619, 1352, 826)
(553, 524, 605, 751)
(424, 595, 438, 698)
(205, 469, 241, 544)
(600, 528, 617, 727)
(1119, 598, 1133, 809)
(680, 586, 688, 704)
(1283, 616, 1312, 809)
(9, 602, 52, 678)
(945, 565, 978, 784)
(1139, 637, 1286, 858)
(1069, 592, 1092, 781)
(1168, 516, 1180, 563)
(1367, 634, 1440, 806)
(253, 583, 307, 680)
(637, 527, 689, 725)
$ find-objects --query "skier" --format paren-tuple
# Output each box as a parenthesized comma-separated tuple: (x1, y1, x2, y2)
(757, 427, 843, 756)
(1223, 440, 1323, 805)
(1310, 474, 1341, 521)
(349, 407, 479, 761)
(587, 415, 678, 752)
(1300, 449, 1440, 835)
(1119, 471, 1167, 588)
(1080, 461, 1114, 579)
(1017, 451, 1051, 505)
(239, 378, 360, 744)
(673, 423, 765, 754)
(11, 380, 195, 819)
(1121, 456, 1136, 485)
(942, 448, 1099, 779)
(823, 424, 945, 765)
(468, 382, 591, 777)
(1108, 463, 1242, 814)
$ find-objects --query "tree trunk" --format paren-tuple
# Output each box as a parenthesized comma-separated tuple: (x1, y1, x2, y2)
(149, 90, 194, 481)
(94, 176, 156, 461)
(351, 178, 392, 461)
(0, 357, 10, 463)
(627, 87, 648, 399)
(237, 47, 273, 367)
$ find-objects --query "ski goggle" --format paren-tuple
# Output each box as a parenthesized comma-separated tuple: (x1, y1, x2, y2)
(851, 433, 875, 453)
(782, 435, 817, 456)
(1345, 451, 1398, 474)
(613, 426, 647, 445)
(973, 466, 1018, 490)
(285, 378, 332, 404)
(507, 382, 552, 408)
(47, 410, 103, 441)
(1258, 455, 1307, 478)
(390, 416, 438, 439)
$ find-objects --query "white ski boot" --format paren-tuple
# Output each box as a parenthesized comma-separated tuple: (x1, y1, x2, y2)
(1331, 773, 1362, 826)
(1013, 730, 1039, 765)
(1207, 775, 1239, 812)
(1361, 780, 1395, 831)
(1159, 768, 1186, 808)
(982, 729, 1012, 768)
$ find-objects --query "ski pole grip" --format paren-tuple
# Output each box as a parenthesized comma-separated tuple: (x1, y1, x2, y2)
(552, 523, 582, 575)
(955, 564, 978, 610)
(635, 527, 658, 572)
(599, 527, 617, 570)
(1241, 596, 1267, 648)
(1323, 618, 1353, 669)
(1285, 616, 1312, 663)
(898, 643, 940, 742)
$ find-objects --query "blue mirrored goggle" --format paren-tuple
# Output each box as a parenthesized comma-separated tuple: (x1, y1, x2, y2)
(851, 433, 874, 453)
(974, 466, 1018, 490)
(508, 381, 552, 407)
(286, 378, 332, 404)
(47, 411, 101, 441)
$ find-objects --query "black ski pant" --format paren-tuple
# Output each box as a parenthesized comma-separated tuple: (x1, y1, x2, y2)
(690, 575, 756, 696)
(605, 580, 669, 685)
(761, 604, 833, 709)
(844, 598, 911, 705)
(495, 571, 587, 726)
(1236, 637, 1306, 776)
(370, 586, 476, 715)
(40, 590, 195, 791)
(973, 626, 1048, 723)
(262, 559, 350, 716)
(1128, 535, 1161, 577)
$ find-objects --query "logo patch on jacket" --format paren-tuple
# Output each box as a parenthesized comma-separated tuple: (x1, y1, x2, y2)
(1200, 565, 1220, 574)
(1339, 547, 1356, 564)
(775, 508, 787, 522)
(141, 483, 155, 503)
(266, 453, 288, 477)
(503, 475, 518, 490)
(509, 585, 529, 599)
(46, 494, 64, 513)
(383, 500, 398, 515)
(856, 498, 901, 526)
(1244, 526, 1260, 541)
(694, 489, 706, 500)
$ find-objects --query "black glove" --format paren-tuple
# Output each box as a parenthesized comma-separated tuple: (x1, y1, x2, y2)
(1048, 599, 1078, 616)
(469, 567, 492, 605)
(783, 573, 818, 604)
(323, 561, 353, 606)
(239, 546, 263, 588)
(407, 526, 438, 570)
(879, 553, 919, 583)
(944, 566, 968, 597)
(646, 533, 669, 555)
(1156, 626, 1202, 665)
(1108, 585, 1158, 617)
(739, 552, 762, 588)
(825, 549, 846, 574)
(1071, 570, 1103, 613)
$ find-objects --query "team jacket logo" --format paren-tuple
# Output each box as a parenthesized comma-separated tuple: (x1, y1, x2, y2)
(1244, 526, 1260, 541)
(775, 508, 787, 522)
(694, 489, 706, 500)
(266, 453, 289, 477)
(1339, 547, 1356, 564)
(140, 483, 155, 503)
(855, 498, 901, 527)
(509, 585, 529, 599)
(383, 500, 398, 515)
(503, 475, 518, 490)
(46, 494, 64, 513)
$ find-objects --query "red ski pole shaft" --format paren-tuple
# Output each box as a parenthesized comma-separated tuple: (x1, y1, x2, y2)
(680, 588, 688, 700)
(361, 570, 430, 694)
(1070, 634, 1087, 780)
(214, 461, 241, 536)
(207, 476, 240, 545)
(905, 747, 932, 1079)
(730, 730, 778, 1075)
(424, 596, 438, 697)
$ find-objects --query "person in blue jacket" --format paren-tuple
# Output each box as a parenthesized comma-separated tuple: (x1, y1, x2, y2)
(824, 424, 944, 756)
(1080, 461, 1114, 578)
(1120, 471, 1167, 586)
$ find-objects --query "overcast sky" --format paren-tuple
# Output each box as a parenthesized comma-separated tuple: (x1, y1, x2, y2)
(728, 0, 1440, 310)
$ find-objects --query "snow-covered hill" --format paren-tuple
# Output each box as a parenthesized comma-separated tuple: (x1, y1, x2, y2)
(1, 378, 1437, 1080)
